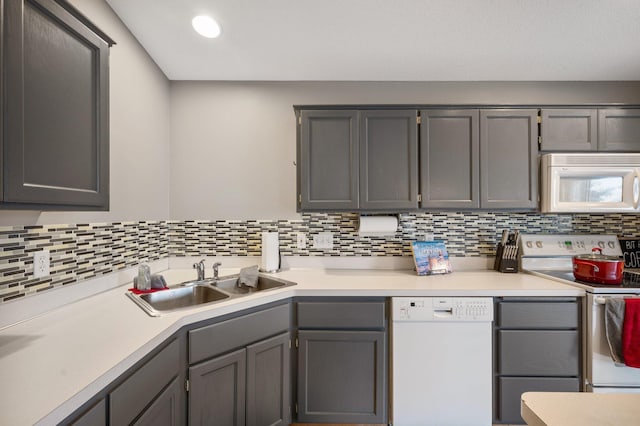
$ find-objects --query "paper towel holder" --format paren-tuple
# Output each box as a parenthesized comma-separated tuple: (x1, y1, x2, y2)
(358, 214, 400, 237)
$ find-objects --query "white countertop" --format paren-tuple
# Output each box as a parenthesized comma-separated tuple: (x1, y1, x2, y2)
(521, 392, 640, 426)
(0, 267, 583, 426)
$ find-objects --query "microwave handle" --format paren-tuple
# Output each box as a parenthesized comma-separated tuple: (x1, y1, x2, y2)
(635, 171, 640, 210)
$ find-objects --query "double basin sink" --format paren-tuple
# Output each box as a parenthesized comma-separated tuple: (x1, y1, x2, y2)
(127, 274, 296, 317)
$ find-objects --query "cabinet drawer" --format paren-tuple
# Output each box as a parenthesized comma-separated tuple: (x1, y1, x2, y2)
(110, 339, 180, 426)
(297, 301, 385, 329)
(497, 376, 580, 424)
(498, 302, 578, 328)
(498, 330, 579, 376)
(189, 303, 290, 364)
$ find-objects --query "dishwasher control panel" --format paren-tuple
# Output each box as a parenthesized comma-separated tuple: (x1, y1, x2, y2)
(392, 297, 493, 322)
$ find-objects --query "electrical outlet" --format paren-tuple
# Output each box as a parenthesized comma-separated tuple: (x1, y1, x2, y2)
(296, 232, 307, 249)
(313, 232, 334, 249)
(33, 250, 50, 278)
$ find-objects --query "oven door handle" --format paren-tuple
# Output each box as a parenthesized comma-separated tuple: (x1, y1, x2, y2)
(594, 296, 607, 305)
(595, 295, 640, 305)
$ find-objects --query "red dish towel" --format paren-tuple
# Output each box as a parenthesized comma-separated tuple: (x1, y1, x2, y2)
(622, 298, 640, 368)
(127, 287, 168, 295)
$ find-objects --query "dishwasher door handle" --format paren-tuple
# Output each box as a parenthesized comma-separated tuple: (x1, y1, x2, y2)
(433, 308, 454, 318)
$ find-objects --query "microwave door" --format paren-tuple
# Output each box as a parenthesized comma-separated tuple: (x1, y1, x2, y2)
(548, 167, 639, 212)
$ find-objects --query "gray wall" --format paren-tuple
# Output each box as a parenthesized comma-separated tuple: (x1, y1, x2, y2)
(0, 0, 171, 226)
(169, 81, 640, 220)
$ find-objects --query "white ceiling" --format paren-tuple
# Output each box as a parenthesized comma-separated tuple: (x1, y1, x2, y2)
(105, 0, 640, 81)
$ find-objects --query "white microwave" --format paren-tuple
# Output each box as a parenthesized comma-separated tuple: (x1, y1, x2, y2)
(541, 153, 640, 213)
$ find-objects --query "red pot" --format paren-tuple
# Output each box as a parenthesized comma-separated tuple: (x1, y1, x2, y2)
(573, 248, 624, 285)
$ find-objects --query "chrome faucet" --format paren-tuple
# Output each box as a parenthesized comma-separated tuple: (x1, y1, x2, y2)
(212, 262, 222, 279)
(193, 259, 206, 281)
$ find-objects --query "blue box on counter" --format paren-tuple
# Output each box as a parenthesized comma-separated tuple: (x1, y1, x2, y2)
(411, 240, 452, 276)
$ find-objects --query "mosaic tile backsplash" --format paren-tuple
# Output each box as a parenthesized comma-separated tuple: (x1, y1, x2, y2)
(2, 213, 640, 302)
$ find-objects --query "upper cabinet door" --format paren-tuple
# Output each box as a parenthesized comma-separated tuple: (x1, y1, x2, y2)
(598, 108, 640, 151)
(299, 110, 359, 211)
(540, 109, 597, 151)
(480, 109, 538, 209)
(420, 109, 480, 209)
(3, 0, 110, 209)
(359, 110, 418, 210)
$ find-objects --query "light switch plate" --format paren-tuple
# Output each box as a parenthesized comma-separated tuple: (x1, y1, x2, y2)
(33, 250, 50, 278)
(296, 232, 307, 249)
(313, 232, 333, 249)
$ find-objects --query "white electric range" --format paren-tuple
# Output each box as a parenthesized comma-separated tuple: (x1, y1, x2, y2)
(520, 234, 640, 393)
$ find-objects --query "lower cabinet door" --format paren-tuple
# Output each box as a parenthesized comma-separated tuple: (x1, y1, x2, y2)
(497, 377, 580, 424)
(69, 399, 106, 426)
(297, 330, 386, 424)
(189, 348, 246, 426)
(134, 378, 183, 426)
(246, 332, 291, 426)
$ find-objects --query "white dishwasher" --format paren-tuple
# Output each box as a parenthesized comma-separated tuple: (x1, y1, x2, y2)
(391, 297, 494, 426)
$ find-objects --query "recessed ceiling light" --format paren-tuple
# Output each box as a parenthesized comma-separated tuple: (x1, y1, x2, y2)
(192, 15, 221, 38)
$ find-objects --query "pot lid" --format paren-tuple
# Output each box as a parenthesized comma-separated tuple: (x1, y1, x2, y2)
(574, 247, 623, 262)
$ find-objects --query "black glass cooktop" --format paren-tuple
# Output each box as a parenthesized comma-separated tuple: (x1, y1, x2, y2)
(533, 270, 640, 289)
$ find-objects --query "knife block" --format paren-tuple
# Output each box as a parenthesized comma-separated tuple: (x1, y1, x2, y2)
(494, 243, 519, 273)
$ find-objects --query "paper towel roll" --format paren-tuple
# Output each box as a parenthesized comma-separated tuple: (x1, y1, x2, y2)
(358, 215, 398, 237)
(260, 232, 280, 272)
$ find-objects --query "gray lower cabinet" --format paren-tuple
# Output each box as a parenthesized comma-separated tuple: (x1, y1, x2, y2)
(69, 399, 106, 426)
(480, 109, 538, 209)
(493, 298, 581, 424)
(246, 333, 291, 426)
(134, 377, 183, 426)
(189, 332, 291, 426)
(189, 348, 247, 426)
(110, 338, 184, 426)
(419, 109, 480, 208)
(598, 108, 640, 151)
(540, 109, 598, 151)
(187, 303, 292, 426)
(2, 0, 113, 209)
(295, 300, 387, 424)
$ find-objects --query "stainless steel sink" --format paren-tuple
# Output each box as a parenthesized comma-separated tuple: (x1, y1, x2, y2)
(212, 274, 296, 295)
(126, 284, 230, 317)
(127, 273, 296, 316)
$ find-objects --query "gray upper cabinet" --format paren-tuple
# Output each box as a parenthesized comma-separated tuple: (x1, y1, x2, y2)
(297, 108, 418, 212)
(540, 109, 598, 151)
(359, 110, 419, 210)
(598, 108, 640, 151)
(298, 110, 359, 211)
(480, 109, 538, 209)
(2, 0, 113, 209)
(419, 109, 480, 209)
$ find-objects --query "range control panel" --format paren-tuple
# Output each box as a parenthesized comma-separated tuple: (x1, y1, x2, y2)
(392, 297, 493, 322)
(519, 234, 622, 257)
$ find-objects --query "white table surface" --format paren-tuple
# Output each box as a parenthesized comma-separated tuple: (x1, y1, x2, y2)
(522, 391, 640, 426)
